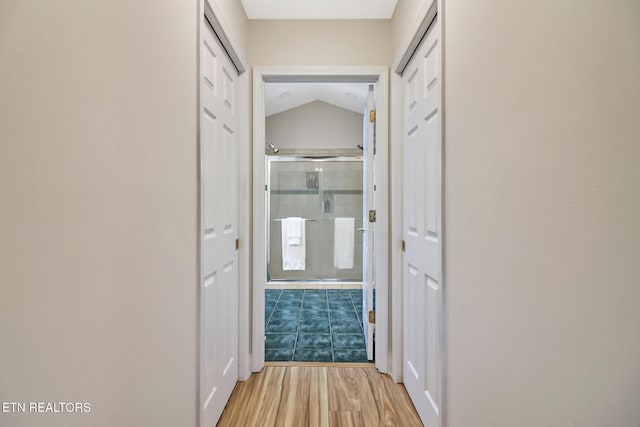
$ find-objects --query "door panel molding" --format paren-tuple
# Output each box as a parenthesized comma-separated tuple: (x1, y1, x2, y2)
(198, 16, 241, 427)
(401, 14, 444, 427)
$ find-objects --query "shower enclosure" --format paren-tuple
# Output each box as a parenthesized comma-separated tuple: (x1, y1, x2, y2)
(267, 155, 363, 282)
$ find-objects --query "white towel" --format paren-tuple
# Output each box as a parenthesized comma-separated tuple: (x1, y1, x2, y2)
(334, 218, 355, 269)
(281, 217, 306, 270)
(286, 217, 303, 246)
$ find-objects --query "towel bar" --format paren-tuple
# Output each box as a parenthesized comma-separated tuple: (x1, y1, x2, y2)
(274, 218, 318, 222)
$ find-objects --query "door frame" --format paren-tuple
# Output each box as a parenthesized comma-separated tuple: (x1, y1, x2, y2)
(251, 66, 391, 374)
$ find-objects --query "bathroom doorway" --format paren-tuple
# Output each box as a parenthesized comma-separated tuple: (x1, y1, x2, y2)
(251, 67, 390, 372)
(265, 155, 367, 362)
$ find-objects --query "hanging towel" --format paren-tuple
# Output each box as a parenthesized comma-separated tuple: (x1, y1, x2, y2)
(281, 217, 306, 270)
(334, 218, 355, 269)
(286, 217, 303, 246)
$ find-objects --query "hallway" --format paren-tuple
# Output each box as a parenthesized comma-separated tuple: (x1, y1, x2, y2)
(3, 1, 639, 426)
(217, 365, 422, 426)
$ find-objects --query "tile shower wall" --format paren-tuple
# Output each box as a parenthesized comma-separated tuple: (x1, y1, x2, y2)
(269, 159, 363, 281)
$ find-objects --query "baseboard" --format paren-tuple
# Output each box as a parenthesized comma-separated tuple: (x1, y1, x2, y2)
(265, 282, 362, 290)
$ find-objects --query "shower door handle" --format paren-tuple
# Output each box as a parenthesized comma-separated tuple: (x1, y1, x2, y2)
(357, 228, 365, 232)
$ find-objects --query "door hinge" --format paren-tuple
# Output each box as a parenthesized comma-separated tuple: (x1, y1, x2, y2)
(235, 239, 239, 250)
(368, 310, 376, 324)
(402, 240, 406, 252)
(369, 109, 376, 123)
(368, 209, 376, 223)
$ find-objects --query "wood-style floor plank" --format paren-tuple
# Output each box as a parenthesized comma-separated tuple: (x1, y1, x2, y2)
(327, 367, 361, 411)
(275, 367, 310, 427)
(217, 366, 286, 427)
(329, 410, 365, 427)
(367, 368, 424, 426)
(217, 366, 422, 427)
(308, 366, 330, 427)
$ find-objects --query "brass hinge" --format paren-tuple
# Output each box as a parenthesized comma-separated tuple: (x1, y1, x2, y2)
(368, 209, 376, 223)
(235, 239, 239, 250)
(402, 240, 406, 252)
(369, 109, 376, 123)
(368, 310, 376, 324)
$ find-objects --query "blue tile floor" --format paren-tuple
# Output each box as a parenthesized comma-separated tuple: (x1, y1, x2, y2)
(265, 289, 369, 363)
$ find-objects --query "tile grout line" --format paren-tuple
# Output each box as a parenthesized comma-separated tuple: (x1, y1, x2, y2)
(265, 289, 302, 361)
(266, 289, 282, 328)
(290, 290, 304, 362)
(349, 289, 367, 362)
(264, 289, 283, 354)
(327, 289, 335, 362)
(264, 289, 281, 360)
(349, 290, 364, 334)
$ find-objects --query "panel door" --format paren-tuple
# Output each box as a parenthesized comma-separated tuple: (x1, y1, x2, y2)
(200, 21, 239, 427)
(362, 85, 376, 360)
(402, 17, 443, 427)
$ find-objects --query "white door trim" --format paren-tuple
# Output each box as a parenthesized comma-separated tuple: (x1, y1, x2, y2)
(203, 1, 247, 74)
(236, 70, 251, 382)
(390, 71, 405, 382)
(252, 66, 391, 374)
(392, 0, 438, 75)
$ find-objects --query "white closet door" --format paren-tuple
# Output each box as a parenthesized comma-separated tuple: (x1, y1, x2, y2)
(402, 16, 443, 427)
(200, 21, 239, 427)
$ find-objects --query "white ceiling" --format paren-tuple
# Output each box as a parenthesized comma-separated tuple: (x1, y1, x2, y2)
(266, 82, 371, 117)
(241, 0, 398, 20)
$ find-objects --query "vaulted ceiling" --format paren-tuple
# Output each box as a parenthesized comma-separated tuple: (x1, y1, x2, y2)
(266, 82, 370, 117)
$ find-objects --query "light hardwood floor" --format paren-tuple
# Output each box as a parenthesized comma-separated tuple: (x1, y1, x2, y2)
(217, 363, 423, 427)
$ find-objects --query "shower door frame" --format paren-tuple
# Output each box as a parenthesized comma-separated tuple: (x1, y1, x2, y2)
(266, 155, 364, 283)
(252, 66, 392, 375)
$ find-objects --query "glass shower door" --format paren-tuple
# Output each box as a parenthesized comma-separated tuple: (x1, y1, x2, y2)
(267, 156, 363, 282)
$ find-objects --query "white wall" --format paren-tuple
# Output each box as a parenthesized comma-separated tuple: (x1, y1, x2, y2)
(248, 20, 392, 66)
(0, 1, 199, 426)
(391, 0, 428, 54)
(207, 0, 249, 59)
(443, 1, 640, 426)
(266, 101, 363, 150)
